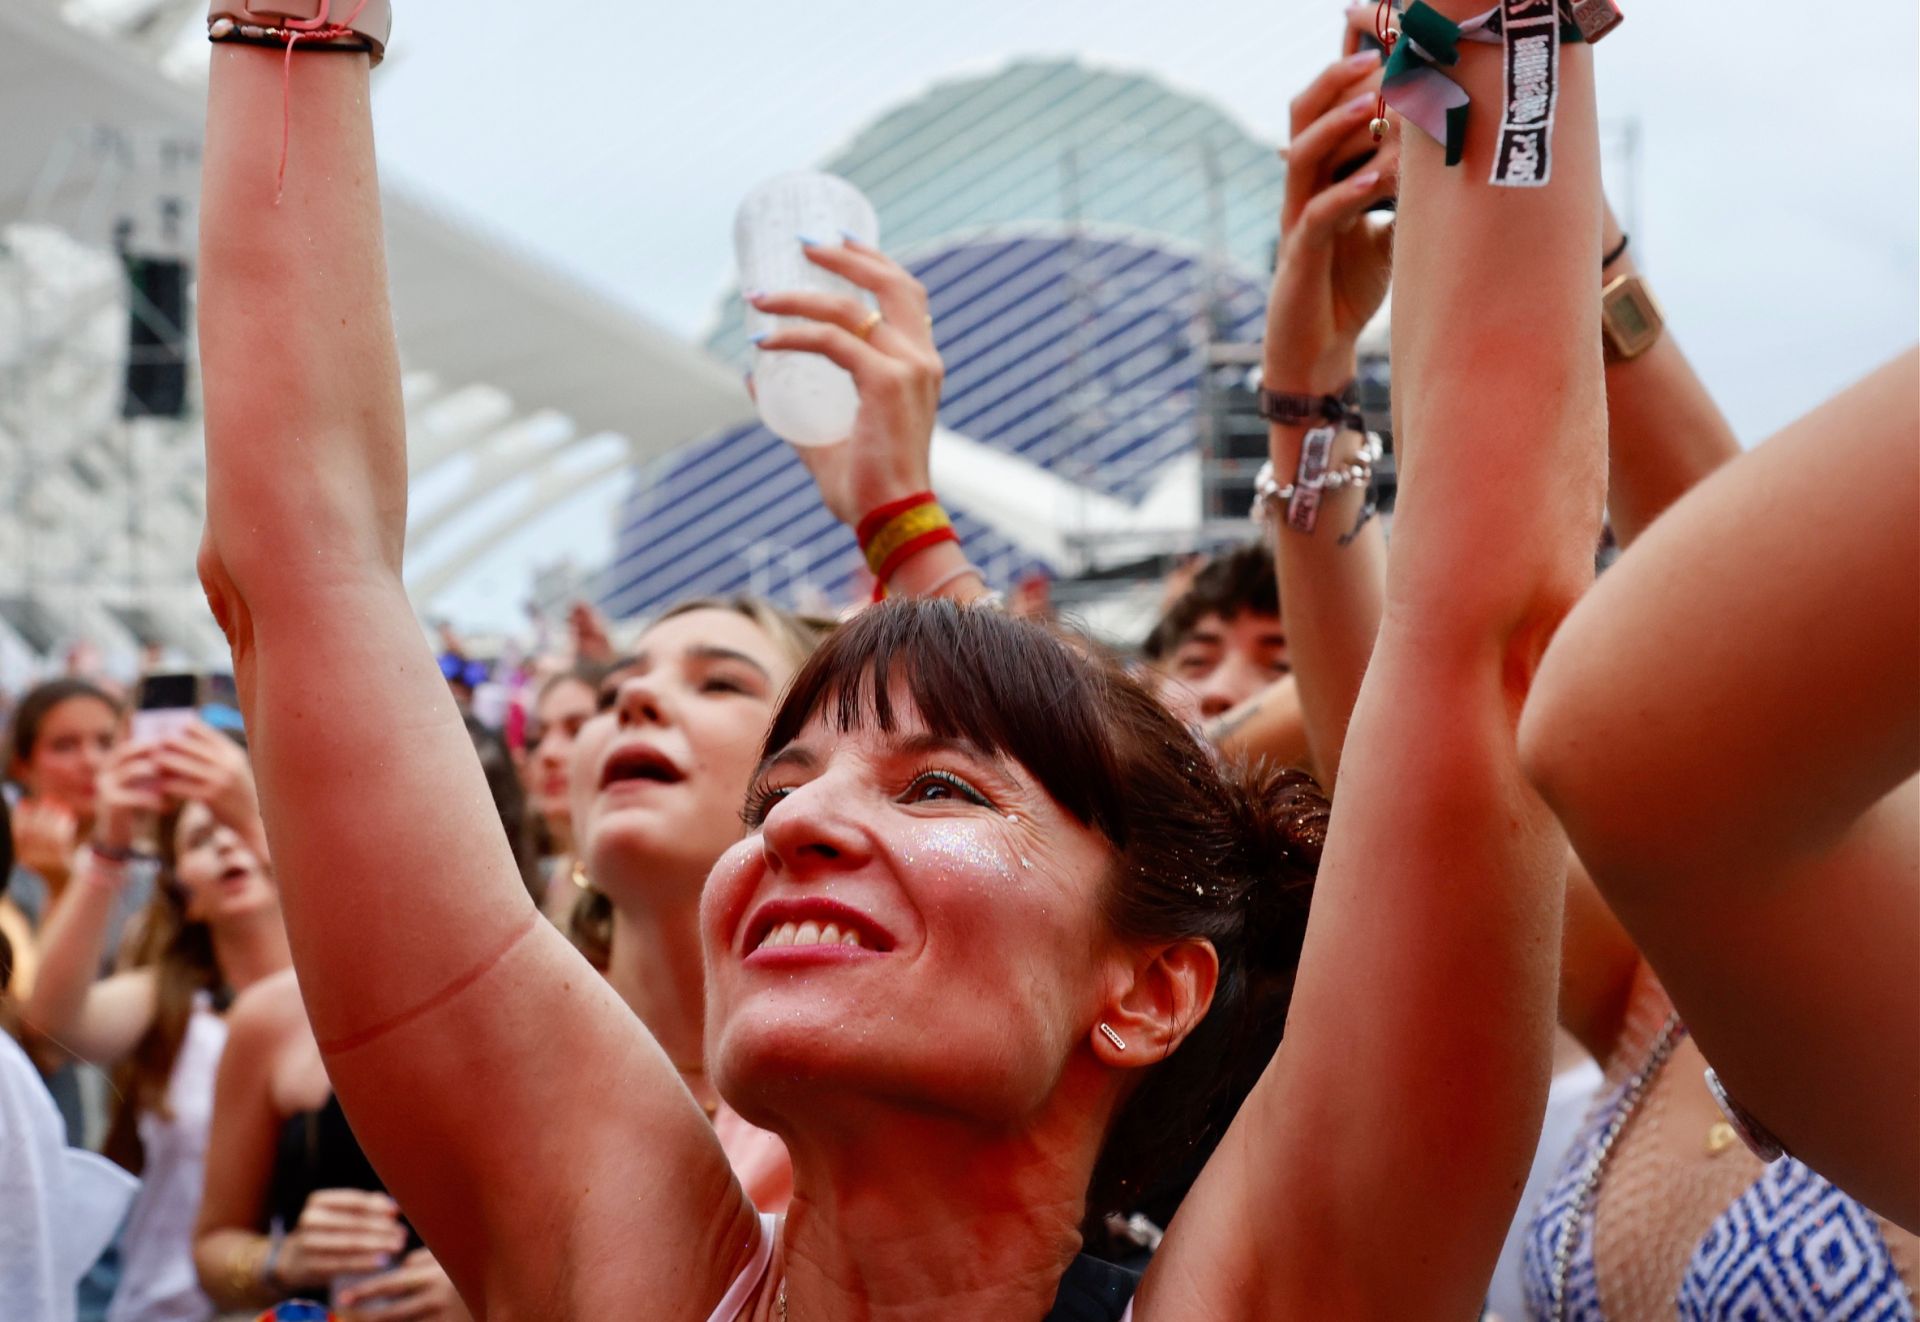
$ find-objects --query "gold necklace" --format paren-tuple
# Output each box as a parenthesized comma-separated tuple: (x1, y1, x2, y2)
(777, 1279, 788, 1321)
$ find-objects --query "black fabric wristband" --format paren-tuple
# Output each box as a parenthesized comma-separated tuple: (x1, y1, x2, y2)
(1258, 382, 1359, 428)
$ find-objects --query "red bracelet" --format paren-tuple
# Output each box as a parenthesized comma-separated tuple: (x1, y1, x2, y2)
(855, 491, 939, 549)
(870, 526, 960, 601)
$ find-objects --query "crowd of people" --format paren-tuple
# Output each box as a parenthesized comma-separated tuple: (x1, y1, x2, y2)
(2, 2, 1915, 1319)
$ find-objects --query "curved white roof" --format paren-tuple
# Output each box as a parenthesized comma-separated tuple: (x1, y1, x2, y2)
(0, 0, 752, 679)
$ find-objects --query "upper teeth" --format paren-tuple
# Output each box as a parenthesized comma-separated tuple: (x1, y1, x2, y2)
(756, 920, 867, 951)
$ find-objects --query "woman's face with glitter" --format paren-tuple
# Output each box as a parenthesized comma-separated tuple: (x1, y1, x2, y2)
(700, 690, 1124, 1127)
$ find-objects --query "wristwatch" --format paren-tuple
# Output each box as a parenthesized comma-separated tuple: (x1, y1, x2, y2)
(1602, 274, 1663, 363)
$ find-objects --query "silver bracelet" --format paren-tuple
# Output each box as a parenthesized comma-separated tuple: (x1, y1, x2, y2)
(1252, 431, 1383, 524)
(914, 562, 986, 599)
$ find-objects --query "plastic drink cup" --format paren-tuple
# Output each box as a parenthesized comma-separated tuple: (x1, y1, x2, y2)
(735, 172, 881, 448)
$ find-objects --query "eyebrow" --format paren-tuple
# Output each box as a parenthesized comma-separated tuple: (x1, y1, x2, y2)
(891, 732, 1004, 767)
(686, 645, 773, 680)
(752, 732, 1004, 782)
(755, 745, 818, 780)
(602, 645, 772, 693)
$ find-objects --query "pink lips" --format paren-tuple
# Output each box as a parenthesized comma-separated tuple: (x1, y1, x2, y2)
(598, 740, 685, 794)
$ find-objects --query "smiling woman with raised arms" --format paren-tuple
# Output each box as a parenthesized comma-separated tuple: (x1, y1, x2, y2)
(194, 1, 1606, 1315)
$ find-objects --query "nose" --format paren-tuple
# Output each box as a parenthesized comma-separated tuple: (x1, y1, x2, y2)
(211, 824, 250, 865)
(80, 742, 109, 777)
(759, 776, 874, 881)
(1195, 653, 1263, 720)
(611, 673, 669, 730)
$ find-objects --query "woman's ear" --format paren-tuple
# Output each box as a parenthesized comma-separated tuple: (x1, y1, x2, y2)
(1091, 938, 1219, 1067)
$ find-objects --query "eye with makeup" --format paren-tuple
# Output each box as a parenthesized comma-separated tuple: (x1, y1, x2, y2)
(901, 768, 994, 810)
(740, 765, 996, 831)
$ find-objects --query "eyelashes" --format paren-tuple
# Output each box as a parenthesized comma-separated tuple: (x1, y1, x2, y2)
(740, 767, 996, 830)
(740, 782, 789, 829)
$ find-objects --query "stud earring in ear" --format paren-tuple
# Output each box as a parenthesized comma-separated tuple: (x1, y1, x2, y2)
(1097, 1022, 1128, 1052)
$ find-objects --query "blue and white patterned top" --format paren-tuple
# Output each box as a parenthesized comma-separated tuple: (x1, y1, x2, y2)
(1522, 1050, 1914, 1321)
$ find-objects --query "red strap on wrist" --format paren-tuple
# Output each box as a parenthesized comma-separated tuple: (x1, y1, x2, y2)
(856, 491, 939, 550)
(871, 526, 960, 602)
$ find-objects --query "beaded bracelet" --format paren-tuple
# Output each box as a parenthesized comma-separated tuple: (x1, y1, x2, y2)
(1253, 431, 1384, 544)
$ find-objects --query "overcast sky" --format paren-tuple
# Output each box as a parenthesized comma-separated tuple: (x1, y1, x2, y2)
(364, 2, 1919, 627)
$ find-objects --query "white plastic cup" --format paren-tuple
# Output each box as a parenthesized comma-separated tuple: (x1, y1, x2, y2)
(734, 172, 881, 448)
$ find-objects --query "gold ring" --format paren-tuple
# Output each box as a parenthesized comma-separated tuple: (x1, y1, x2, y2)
(855, 309, 884, 341)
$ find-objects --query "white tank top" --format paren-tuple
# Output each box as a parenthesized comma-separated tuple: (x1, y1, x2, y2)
(107, 993, 227, 1322)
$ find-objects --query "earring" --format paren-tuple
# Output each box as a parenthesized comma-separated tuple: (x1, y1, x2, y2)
(1097, 1022, 1128, 1052)
(571, 858, 591, 892)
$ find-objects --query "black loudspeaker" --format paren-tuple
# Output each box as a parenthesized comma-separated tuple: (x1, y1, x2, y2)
(122, 255, 189, 419)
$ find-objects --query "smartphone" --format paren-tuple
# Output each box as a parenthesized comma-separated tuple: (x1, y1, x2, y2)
(130, 672, 202, 745)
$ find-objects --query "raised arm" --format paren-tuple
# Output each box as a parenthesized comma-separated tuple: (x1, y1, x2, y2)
(1522, 348, 1920, 1229)
(195, 29, 752, 1313)
(1147, 7, 1607, 1313)
(19, 743, 165, 1066)
(1258, 49, 1395, 789)
(753, 240, 1003, 604)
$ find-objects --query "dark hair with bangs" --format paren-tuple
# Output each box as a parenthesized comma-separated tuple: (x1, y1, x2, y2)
(761, 598, 1328, 1216)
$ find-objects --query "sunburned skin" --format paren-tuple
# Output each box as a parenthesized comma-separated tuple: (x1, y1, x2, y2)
(317, 909, 540, 1054)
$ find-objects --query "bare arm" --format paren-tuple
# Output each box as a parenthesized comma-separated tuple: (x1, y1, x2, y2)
(1522, 349, 1920, 1230)
(195, 42, 753, 1314)
(195, 975, 412, 1310)
(1203, 675, 1312, 771)
(20, 743, 166, 1065)
(1259, 51, 1395, 789)
(1594, 210, 1742, 543)
(1146, 13, 1607, 1314)
(193, 979, 305, 1311)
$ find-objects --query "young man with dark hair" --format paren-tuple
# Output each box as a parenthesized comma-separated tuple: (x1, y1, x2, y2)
(1145, 542, 1290, 724)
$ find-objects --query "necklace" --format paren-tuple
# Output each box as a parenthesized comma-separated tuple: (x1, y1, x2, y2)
(777, 1279, 787, 1320)
(1546, 1013, 1685, 1321)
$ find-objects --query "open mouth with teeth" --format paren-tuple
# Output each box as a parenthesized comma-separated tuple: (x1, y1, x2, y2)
(744, 902, 895, 962)
(600, 745, 685, 791)
(757, 920, 874, 952)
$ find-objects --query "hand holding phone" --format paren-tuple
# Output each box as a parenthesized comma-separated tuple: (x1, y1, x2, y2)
(129, 672, 202, 747)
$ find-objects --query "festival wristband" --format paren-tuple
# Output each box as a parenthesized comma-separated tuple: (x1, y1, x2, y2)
(1286, 427, 1338, 535)
(209, 0, 392, 64)
(1258, 384, 1361, 429)
(1380, 0, 1606, 183)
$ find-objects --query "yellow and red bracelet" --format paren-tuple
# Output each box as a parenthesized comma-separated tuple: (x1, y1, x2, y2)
(856, 491, 958, 601)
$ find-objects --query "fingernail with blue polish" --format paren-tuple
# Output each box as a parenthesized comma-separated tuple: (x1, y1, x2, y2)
(744, 288, 766, 302)
(839, 229, 864, 245)
(748, 331, 771, 345)
(798, 233, 826, 248)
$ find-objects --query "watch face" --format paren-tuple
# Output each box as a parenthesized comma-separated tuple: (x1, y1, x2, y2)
(1612, 296, 1651, 337)
(1604, 276, 1664, 360)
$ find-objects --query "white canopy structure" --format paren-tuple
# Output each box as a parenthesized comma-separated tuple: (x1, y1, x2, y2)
(0, 0, 754, 681)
